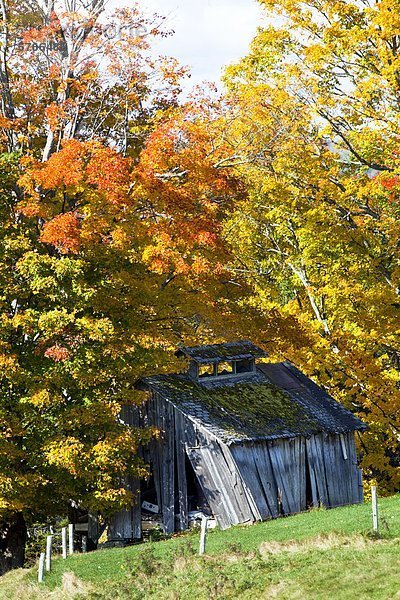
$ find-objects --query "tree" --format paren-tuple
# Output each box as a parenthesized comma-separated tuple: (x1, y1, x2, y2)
(219, 0, 400, 491)
(0, 0, 208, 572)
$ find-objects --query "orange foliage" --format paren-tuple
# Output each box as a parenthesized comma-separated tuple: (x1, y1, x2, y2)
(40, 212, 81, 254)
(380, 175, 400, 190)
(44, 344, 71, 362)
(32, 140, 88, 190)
(135, 110, 240, 277)
(85, 145, 132, 205)
(27, 140, 132, 206)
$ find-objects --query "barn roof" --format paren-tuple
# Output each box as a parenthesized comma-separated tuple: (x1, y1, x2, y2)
(175, 340, 267, 363)
(136, 361, 366, 445)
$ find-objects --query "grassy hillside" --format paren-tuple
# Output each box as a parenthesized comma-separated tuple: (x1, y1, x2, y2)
(2, 496, 400, 599)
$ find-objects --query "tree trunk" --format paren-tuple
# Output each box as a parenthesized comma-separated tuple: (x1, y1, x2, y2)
(0, 513, 27, 575)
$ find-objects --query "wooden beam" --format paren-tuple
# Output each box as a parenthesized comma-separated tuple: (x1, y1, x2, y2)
(175, 409, 188, 530)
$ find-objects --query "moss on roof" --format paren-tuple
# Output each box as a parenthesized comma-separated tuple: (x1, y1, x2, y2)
(137, 359, 366, 443)
(204, 382, 317, 434)
(143, 374, 320, 441)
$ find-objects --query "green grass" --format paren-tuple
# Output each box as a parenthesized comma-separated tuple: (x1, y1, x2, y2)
(2, 496, 400, 599)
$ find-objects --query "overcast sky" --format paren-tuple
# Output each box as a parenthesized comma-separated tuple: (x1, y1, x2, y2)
(138, 0, 264, 92)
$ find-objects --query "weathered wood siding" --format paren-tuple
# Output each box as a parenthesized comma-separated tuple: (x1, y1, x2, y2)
(306, 432, 363, 507)
(230, 443, 278, 519)
(108, 476, 141, 540)
(231, 432, 362, 520)
(145, 393, 176, 534)
(231, 438, 307, 518)
(185, 426, 256, 529)
(112, 397, 363, 539)
(174, 409, 188, 530)
(108, 405, 142, 540)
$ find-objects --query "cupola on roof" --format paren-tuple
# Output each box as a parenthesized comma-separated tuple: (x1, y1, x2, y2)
(175, 340, 268, 364)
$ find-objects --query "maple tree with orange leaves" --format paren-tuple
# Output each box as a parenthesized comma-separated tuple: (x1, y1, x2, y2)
(0, 0, 223, 572)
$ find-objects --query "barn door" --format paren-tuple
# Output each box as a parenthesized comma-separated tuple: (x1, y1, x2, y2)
(185, 444, 233, 529)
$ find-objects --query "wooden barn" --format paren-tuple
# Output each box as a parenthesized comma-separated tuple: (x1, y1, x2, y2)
(110, 341, 366, 541)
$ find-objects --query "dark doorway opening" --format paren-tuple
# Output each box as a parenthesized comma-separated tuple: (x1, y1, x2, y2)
(140, 468, 158, 506)
(185, 455, 211, 514)
(305, 454, 315, 509)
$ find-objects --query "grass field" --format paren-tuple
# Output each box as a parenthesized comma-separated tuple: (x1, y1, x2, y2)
(2, 495, 400, 599)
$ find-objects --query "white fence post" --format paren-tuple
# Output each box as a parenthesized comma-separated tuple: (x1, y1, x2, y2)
(38, 552, 45, 583)
(199, 516, 209, 555)
(45, 535, 52, 572)
(372, 485, 379, 533)
(68, 524, 74, 555)
(61, 526, 67, 559)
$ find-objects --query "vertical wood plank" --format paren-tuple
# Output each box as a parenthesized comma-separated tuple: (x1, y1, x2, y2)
(183, 417, 198, 447)
(200, 442, 240, 525)
(322, 433, 348, 507)
(149, 394, 162, 512)
(307, 451, 319, 508)
(340, 434, 348, 460)
(347, 433, 364, 504)
(159, 399, 175, 534)
(268, 439, 298, 514)
(340, 433, 354, 505)
(87, 513, 99, 545)
(175, 410, 188, 530)
(184, 421, 239, 528)
(231, 444, 272, 519)
(186, 445, 231, 530)
(298, 437, 307, 511)
(206, 439, 254, 523)
(306, 435, 329, 506)
(252, 442, 279, 517)
(289, 438, 301, 512)
(108, 476, 141, 541)
(345, 433, 358, 504)
(321, 434, 336, 506)
(130, 477, 142, 540)
(219, 442, 257, 523)
(108, 508, 132, 540)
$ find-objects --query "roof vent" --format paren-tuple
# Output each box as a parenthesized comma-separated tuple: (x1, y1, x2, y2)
(176, 340, 267, 382)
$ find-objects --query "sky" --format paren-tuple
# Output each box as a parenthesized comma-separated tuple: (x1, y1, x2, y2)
(123, 0, 265, 92)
